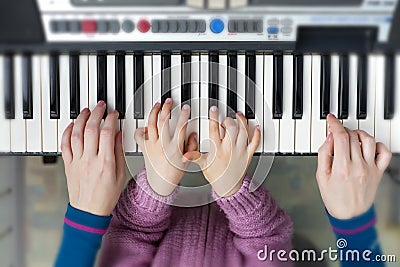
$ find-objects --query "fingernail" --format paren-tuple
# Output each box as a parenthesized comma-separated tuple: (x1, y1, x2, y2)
(194, 133, 197, 141)
(68, 122, 74, 128)
(183, 104, 190, 110)
(165, 98, 172, 103)
(98, 100, 105, 106)
(237, 111, 243, 116)
(154, 102, 161, 108)
(81, 107, 89, 113)
(328, 113, 336, 119)
(256, 125, 260, 131)
(211, 106, 218, 112)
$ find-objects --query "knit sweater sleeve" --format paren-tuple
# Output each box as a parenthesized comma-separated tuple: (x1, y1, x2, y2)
(214, 175, 294, 267)
(327, 205, 385, 267)
(98, 169, 178, 267)
(54, 204, 112, 267)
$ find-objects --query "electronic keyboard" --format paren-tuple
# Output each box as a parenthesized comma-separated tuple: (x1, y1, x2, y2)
(0, 0, 399, 155)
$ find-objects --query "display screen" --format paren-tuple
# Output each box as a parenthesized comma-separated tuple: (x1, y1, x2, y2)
(250, 0, 363, 5)
(71, 0, 184, 6)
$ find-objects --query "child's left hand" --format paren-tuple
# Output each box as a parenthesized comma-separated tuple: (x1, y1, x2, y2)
(186, 106, 261, 197)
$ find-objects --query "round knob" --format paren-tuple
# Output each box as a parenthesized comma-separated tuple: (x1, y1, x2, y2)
(210, 18, 224, 34)
(137, 19, 151, 33)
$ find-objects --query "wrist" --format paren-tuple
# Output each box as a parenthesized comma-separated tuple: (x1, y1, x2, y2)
(211, 174, 245, 198)
(147, 173, 178, 196)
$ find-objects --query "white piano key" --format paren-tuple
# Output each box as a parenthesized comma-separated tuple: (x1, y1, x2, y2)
(106, 55, 116, 113)
(343, 54, 359, 130)
(10, 55, 26, 152)
(237, 54, 246, 114)
(123, 54, 136, 153)
(311, 54, 327, 153)
(58, 55, 72, 150)
(279, 55, 295, 153)
(152, 54, 162, 104)
(374, 55, 391, 148)
(41, 55, 58, 152)
(79, 55, 89, 110)
(391, 54, 400, 153)
(187, 54, 200, 145)
(358, 55, 376, 137)
(26, 55, 42, 152)
(88, 54, 97, 110)
(0, 55, 11, 152)
(200, 54, 209, 152)
(248, 54, 263, 153)
(137, 55, 152, 152)
(263, 55, 279, 153)
(218, 54, 227, 138)
(330, 54, 340, 118)
(170, 54, 181, 134)
(295, 55, 312, 153)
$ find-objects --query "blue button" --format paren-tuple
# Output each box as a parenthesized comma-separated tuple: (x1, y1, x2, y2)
(210, 18, 224, 34)
(267, 27, 279, 34)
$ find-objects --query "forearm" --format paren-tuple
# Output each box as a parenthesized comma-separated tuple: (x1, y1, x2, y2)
(327, 205, 385, 267)
(55, 204, 111, 267)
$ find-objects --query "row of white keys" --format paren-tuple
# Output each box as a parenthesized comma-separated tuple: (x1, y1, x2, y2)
(88, 55, 98, 110)
(79, 55, 89, 111)
(170, 54, 181, 135)
(392, 55, 400, 153)
(343, 54, 359, 130)
(330, 54, 340, 120)
(58, 55, 72, 149)
(27, 55, 42, 152)
(199, 54, 209, 152)
(251, 54, 264, 153)
(187, 54, 200, 145)
(0, 55, 11, 152)
(237, 54, 246, 114)
(218, 54, 227, 138)
(280, 55, 294, 153)
(123, 54, 136, 153)
(264, 55, 279, 153)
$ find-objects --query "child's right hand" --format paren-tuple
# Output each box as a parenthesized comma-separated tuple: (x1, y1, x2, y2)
(316, 114, 392, 219)
(134, 98, 198, 196)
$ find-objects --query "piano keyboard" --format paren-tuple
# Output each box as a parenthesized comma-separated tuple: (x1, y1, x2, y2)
(0, 52, 399, 155)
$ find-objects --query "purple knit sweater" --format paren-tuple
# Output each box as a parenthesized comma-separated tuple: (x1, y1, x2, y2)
(99, 169, 293, 267)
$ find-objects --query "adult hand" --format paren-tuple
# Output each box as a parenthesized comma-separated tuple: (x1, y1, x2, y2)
(61, 101, 126, 216)
(316, 114, 392, 219)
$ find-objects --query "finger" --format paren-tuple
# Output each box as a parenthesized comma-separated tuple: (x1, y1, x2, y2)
(61, 122, 74, 164)
(159, 98, 172, 142)
(71, 108, 90, 158)
(222, 117, 238, 146)
(183, 151, 207, 168)
(317, 133, 334, 181)
(174, 104, 191, 144)
(184, 132, 198, 153)
(375, 142, 392, 172)
(84, 101, 107, 156)
(356, 130, 376, 165)
(327, 114, 350, 163)
(209, 106, 221, 144)
(148, 102, 161, 141)
(236, 112, 249, 149)
(115, 131, 126, 186)
(98, 110, 119, 158)
(134, 127, 146, 150)
(346, 128, 363, 162)
(247, 125, 261, 156)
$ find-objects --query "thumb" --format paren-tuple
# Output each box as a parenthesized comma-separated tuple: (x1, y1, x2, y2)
(114, 131, 126, 187)
(183, 151, 207, 167)
(317, 132, 334, 182)
(375, 142, 392, 173)
(185, 132, 198, 153)
(134, 127, 146, 150)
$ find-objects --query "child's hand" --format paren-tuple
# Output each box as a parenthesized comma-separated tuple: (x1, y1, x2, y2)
(60, 101, 126, 216)
(186, 106, 261, 197)
(316, 114, 392, 219)
(134, 98, 198, 196)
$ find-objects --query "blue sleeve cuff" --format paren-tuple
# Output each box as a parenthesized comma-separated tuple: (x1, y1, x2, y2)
(65, 204, 112, 235)
(327, 205, 377, 235)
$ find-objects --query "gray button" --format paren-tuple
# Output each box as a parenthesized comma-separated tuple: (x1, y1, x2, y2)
(160, 20, 169, 33)
(97, 20, 108, 33)
(151, 20, 159, 33)
(281, 18, 293, 26)
(281, 27, 292, 34)
(267, 18, 279, 26)
(169, 20, 178, 33)
(50, 21, 58, 33)
(256, 20, 263, 33)
(178, 20, 187, 33)
(197, 20, 206, 33)
(247, 20, 255, 33)
(228, 20, 236, 32)
(188, 20, 197, 33)
(69, 20, 81, 33)
(237, 20, 245, 33)
(122, 20, 135, 33)
(109, 20, 120, 33)
(58, 20, 68, 33)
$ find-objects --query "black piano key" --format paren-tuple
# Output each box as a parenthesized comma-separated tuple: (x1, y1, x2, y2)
(115, 53, 126, 119)
(245, 52, 256, 119)
(3, 55, 14, 119)
(357, 55, 368, 120)
(273, 54, 283, 119)
(161, 53, 171, 104)
(338, 55, 349, 120)
(97, 54, 107, 118)
(22, 54, 33, 119)
(49, 54, 60, 119)
(133, 54, 144, 119)
(227, 52, 237, 118)
(320, 55, 331, 119)
(181, 53, 191, 110)
(384, 55, 395, 120)
(69, 54, 80, 119)
(209, 52, 219, 109)
(293, 55, 303, 119)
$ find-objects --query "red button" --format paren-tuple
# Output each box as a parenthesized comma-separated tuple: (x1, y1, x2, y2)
(137, 19, 151, 33)
(81, 20, 97, 33)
